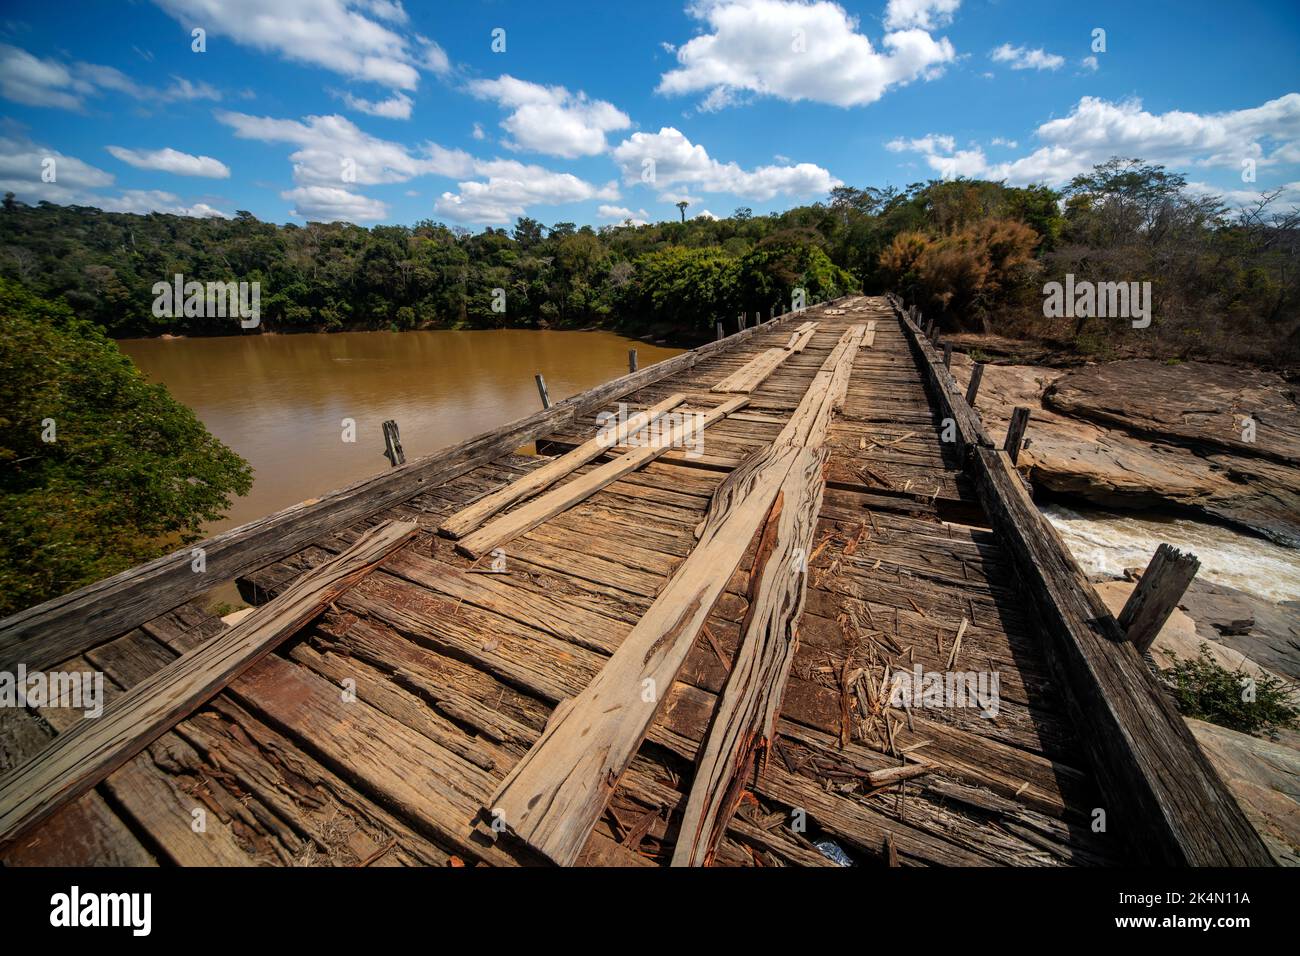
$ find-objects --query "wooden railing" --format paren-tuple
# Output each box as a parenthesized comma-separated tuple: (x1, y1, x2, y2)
(888, 294, 1273, 866)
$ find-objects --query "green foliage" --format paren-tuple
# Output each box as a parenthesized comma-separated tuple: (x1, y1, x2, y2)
(0, 279, 252, 615)
(616, 247, 741, 332)
(1161, 643, 1299, 736)
(1, 155, 1295, 363)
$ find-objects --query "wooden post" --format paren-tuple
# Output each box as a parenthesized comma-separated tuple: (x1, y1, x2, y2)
(965, 362, 986, 406)
(534, 373, 551, 410)
(943, 342, 952, 368)
(1119, 545, 1201, 654)
(628, 348, 638, 373)
(381, 419, 405, 467)
(716, 321, 724, 341)
(1004, 407, 1030, 463)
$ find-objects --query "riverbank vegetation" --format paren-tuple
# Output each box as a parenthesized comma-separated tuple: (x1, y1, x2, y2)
(0, 279, 251, 615)
(0, 157, 1296, 362)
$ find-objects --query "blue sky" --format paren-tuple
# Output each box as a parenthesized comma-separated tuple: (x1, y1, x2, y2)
(1, 0, 1297, 228)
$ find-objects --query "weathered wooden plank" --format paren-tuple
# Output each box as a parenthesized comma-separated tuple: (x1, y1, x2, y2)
(457, 396, 749, 559)
(0, 520, 419, 850)
(971, 447, 1273, 865)
(710, 348, 789, 393)
(439, 393, 686, 539)
(487, 328, 865, 866)
(671, 447, 826, 866)
(1118, 544, 1201, 654)
(891, 298, 990, 453)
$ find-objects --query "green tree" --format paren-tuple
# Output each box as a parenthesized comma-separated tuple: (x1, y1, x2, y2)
(0, 279, 252, 615)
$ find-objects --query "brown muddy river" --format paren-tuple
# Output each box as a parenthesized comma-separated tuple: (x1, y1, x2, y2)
(120, 329, 683, 538)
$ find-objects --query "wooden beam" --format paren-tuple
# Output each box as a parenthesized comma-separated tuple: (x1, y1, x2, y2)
(710, 348, 790, 393)
(893, 301, 990, 453)
(1005, 407, 1031, 464)
(438, 393, 686, 540)
(971, 447, 1271, 865)
(1119, 544, 1201, 654)
(0, 520, 419, 851)
(965, 362, 986, 406)
(486, 327, 865, 866)
(382, 419, 405, 467)
(534, 373, 551, 409)
(672, 447, 826, 866)
(457, 396, 749, 560)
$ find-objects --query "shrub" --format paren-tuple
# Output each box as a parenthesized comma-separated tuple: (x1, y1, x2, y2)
(1160, 643, 1299, 737)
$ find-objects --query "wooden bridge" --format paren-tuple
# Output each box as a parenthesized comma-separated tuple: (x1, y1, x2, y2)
(0, 296, 1274, 867)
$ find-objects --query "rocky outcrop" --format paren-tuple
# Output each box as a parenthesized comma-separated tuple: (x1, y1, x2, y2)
(952, 357, 1300, 547)
(1093, 578, 1300, 865)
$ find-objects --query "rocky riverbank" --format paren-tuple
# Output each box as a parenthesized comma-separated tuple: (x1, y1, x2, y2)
(949, 356, 1300, 548)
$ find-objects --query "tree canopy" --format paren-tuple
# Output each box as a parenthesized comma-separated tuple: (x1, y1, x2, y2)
(0, 278, 252, 615)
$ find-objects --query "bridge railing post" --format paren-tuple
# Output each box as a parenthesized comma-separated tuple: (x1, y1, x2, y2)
(1119, 544, 1201, 654)
(534, 373, 551, 409)
(1005, 407, 1030, 464)
(382, 419, 405, 467)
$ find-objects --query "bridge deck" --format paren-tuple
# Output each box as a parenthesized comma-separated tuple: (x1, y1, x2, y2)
(0, 296, 1226, 866)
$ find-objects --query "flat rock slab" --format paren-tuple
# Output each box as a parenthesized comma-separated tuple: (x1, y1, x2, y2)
(1045, 360, 1299, 466)
(952, 356, 1300, 547)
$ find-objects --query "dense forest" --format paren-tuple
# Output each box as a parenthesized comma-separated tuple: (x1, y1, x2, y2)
(1, 156, 1297, 361)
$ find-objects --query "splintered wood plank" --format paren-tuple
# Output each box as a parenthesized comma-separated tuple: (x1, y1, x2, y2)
(710, 348, 790, 393)
(439, 393, 686, 540)
(783, 321, 818, 351)
(457, 396, 748, 560)
(0, 520, 419, 851)
(671, 447, 826, 866)
(487, 328, 865, 866)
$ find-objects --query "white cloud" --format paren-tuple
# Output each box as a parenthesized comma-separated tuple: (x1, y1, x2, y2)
(341, 90, 413, 119)
(598, 204, 649, 225)
(0, 137, 114, 194)
(612, 126, 840, 200)
(0, 136, 228, 216)
(0, 44, 222, 110)
(884, 0, 959, 30)
(1080, 55, 1099, 72)
(1189, 179, 1300, 211)
(282, 184, 387, 221)
(467, 75, 631, 158)
(657, 0, 956, 109)
(217, 110, 475, 185)
(990, 44, 1065, 71)
(0, 46, 86, 109)
(98, 189, 229, 217)
(885, 93, 1300, 187)
(153, 0, 445, 91)
(435, 159, 619, 224)
(471, 122, 486, 141)
(886, 133, 955, 154)
(695, 209, 720, 220)
(106, 145, 231, 178)
(219, 109, 619, 224)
